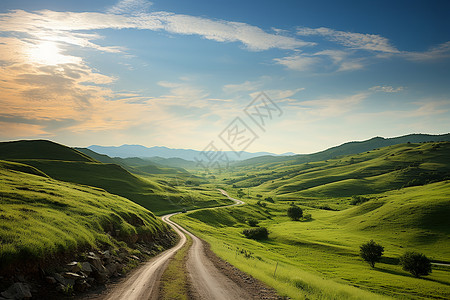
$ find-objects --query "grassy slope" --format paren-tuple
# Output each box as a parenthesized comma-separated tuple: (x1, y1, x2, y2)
(1, 140, 232, 215)
(174, 142, 450, 299)
(175, 182, 450, 299)
(227, 142, 450, 201)
(0, 160, 171, 270)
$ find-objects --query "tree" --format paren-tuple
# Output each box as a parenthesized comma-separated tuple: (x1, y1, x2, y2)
(399, 251, 432, 277)
(287, 204, 303, 221)
(242, 227, 268, 240)
(360, 240, 384, 268)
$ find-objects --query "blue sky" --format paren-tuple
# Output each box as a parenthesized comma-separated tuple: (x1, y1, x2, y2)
(0, 0, 449, 154)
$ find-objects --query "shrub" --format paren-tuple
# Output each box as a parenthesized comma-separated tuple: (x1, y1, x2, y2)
(242, 227, 268, 240)
(350, 195, 369, 205)
(264, 197, 274, 203)
(247, 219, 259, 227)
(302, 213, 312, 221)
(287, 204, 303, 221)
(360, 240, 384, 268)
(399, 251, 432, 277)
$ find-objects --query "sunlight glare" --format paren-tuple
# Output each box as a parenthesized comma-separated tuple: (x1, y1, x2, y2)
(27, 41, 79, 65)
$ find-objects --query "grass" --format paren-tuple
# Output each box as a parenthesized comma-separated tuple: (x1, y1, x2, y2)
(159, 234, 193, 300)
(173, 179, 450, 299)
(0, 140, 234, 215)
(0, 160, 171, 270)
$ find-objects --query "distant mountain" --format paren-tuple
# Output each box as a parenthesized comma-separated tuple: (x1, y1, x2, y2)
(236, 133, 450, 167)
(87, 144, 286, 161)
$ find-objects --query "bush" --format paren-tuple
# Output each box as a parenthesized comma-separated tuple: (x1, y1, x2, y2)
(350, 195, 369, 205)
(399, 251, 432, 277)
(287, 204, 303, 221)
(360, 240, 384, 268)
(247, 219, 259, 227)
(264, 197, 274, 203)
(302, 213, 312, 220)
(242, 227, 268, 240)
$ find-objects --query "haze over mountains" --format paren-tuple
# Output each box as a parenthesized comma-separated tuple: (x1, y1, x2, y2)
(87, 144, 295, 161)
(87, 133, 450, 163)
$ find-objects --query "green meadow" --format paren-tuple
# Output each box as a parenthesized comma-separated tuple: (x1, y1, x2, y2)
(173, 142, 450, 299)
(0, 160, 171, 269)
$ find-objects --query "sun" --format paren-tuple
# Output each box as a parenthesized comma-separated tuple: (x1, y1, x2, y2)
(27, 41, 79, 65)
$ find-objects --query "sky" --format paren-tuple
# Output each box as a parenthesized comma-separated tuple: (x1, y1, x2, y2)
(0, 0, 449, 155)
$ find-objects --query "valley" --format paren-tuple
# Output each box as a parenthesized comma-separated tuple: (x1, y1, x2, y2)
(0, 136, 449, 299)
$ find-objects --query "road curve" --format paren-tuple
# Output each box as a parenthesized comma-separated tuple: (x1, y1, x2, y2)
(102, 189, 245, 300)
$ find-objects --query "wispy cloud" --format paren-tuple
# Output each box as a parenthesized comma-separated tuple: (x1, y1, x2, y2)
(223, 80, 262, 93)
(0, 9, 313, 52)
(405, 41, 450, 61)
(289, 93, 368, 118)
(297, 26, 400, 53)
(107, 0, 153, 15)
(274, 54, 320, 71)
(369, 85, 404, 93)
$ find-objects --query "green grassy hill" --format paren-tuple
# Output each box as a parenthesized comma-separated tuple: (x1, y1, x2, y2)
(226, 142, 450, 201)
(0, 140, 95, 162)
(235, 133, 450, 168)
(173, 140, 450, 299)
(0, 140, 231, 215)
(75, 148, 190, 175)
(0, 160, 173, 271)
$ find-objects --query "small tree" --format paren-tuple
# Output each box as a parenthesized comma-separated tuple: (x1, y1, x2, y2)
(247, 219, 259, 227)
(400, 251, 432, 277)
(287, 204, 303, 221)
(242, 227, 268, 240)
(360, 240, 384, 268)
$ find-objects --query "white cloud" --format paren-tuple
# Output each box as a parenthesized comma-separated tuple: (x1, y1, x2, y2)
(369, 85, 404, 93)
(223, 80, 262, 93)
(274, 54, 320, 71)
(0, 9, 313, 52)
(289, 93, 368, 118)
(297, 26, 399, 53)
(107, 0, 153, 15)
(405, 41, 450, 61)
(314, 50, 364, 71)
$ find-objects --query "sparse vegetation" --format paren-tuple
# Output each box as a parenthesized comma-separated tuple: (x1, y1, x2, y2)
(287, 204, 303, 221)
(399, 251, 432, 277)
(242, 227, 268, 240)
(360, 240, 384, 268)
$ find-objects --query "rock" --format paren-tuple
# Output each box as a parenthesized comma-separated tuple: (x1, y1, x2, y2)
(94, 271, 108, 284)
(105, 263, 117, 277)
(63, 272, 85, 280)
(53, 273, 67, 286)
(80, 261, 93, 273)
(55, 283, 65, 293)
(130, 255, 140, 261)
(88, 256, 106, 273)
(74, 280, 90, 292)
(67, 261, 81, 273)
(45, 276, 57, 284)
(1, 283, 31, 299)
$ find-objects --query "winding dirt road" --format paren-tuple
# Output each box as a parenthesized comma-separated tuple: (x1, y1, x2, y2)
(101, 189, 247, 300)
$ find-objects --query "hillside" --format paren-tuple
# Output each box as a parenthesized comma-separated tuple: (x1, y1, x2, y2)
(0, 140, 232, 215)
(75, 147, 189, 175)
(0, 160, 174, 271)
(0, 140, 95, 162)
(235, 133, 450, 167)
(226, 142, 450, 200)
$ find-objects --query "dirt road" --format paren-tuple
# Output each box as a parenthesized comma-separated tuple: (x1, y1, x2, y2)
(101, 189, 249, 300)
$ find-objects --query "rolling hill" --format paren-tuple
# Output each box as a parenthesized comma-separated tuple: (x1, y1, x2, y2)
(227, 141, 450, 200)
(0, 140, 232, 215)
(0, 159, 174, 271)
(235, 133, 450, 168)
